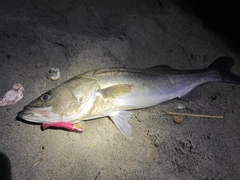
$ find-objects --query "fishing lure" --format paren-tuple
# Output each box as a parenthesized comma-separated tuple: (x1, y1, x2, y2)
(42, 122, 84, 132)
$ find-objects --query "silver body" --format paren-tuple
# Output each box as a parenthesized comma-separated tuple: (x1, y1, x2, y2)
(81, 67, 220, 115)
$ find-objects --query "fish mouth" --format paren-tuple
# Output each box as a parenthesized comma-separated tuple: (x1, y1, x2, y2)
(17, 106, 59, 123)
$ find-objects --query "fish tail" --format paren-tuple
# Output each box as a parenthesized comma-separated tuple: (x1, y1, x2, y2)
(209, 56, 240, 84)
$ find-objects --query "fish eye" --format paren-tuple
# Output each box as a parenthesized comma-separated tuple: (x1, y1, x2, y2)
(41, 93, 50, 101)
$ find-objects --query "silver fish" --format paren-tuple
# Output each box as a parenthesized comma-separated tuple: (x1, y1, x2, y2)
(18, 57, 240, 138)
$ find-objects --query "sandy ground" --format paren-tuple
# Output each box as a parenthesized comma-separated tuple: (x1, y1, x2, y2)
(1, 0, 240, 179)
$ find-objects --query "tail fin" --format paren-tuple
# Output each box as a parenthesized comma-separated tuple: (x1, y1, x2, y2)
(209, 56, 240, 84)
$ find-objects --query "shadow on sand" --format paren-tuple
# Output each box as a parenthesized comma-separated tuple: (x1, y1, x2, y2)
(0, 152, 12, 180)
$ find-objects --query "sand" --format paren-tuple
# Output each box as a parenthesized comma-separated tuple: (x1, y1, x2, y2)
(0, 0, 240, 179)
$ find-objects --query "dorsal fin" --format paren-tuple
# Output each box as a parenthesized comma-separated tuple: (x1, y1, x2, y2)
(149, 65, 174, 70)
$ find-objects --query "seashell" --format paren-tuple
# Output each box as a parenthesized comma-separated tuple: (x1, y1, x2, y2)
(47, 68, 60, 81)
(0, 83, 24, 106)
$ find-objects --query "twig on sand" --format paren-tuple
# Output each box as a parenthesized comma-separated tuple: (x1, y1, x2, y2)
(162, 110, 224, 119)
(33, 158, 43, 167)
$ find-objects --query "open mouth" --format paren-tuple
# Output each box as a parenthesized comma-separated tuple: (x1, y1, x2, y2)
(17, 106, 80, 123)
(18, 106, 84, 132)
(17, 106, 54, 123)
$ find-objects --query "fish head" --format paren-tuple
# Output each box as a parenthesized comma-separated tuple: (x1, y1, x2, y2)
(18, 77, 98, 123)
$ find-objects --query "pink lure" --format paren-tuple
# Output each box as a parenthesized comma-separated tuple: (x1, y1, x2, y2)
(42, 122, 84, 132)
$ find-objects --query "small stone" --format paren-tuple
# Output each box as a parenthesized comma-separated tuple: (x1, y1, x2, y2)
(173, 115, 186, 124)
(42, 145, 45, 150)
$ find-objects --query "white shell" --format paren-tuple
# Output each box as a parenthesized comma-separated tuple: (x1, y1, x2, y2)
(0, 83, 24, 106)
(47, 68, 60, 81)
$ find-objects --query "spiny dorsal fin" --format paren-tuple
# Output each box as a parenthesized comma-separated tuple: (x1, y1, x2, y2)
(149, 65, 174, 70)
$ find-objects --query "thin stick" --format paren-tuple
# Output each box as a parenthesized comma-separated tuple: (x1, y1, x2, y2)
(163, 110, 223, 119)
(33, 158, 43, 167)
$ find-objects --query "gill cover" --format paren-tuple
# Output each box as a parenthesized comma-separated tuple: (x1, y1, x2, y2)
(27, 77, 98, 118)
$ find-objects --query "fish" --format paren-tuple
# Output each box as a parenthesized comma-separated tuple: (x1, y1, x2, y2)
(17, 57, 240, 138)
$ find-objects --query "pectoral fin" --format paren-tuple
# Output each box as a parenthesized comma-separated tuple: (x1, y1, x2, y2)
(99, 84, 133, 99)
(110, 111, 133, 139)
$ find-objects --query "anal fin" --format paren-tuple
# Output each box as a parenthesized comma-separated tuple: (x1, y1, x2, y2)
(180, 89, 200, 101)
(110, 111, 133, 139)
